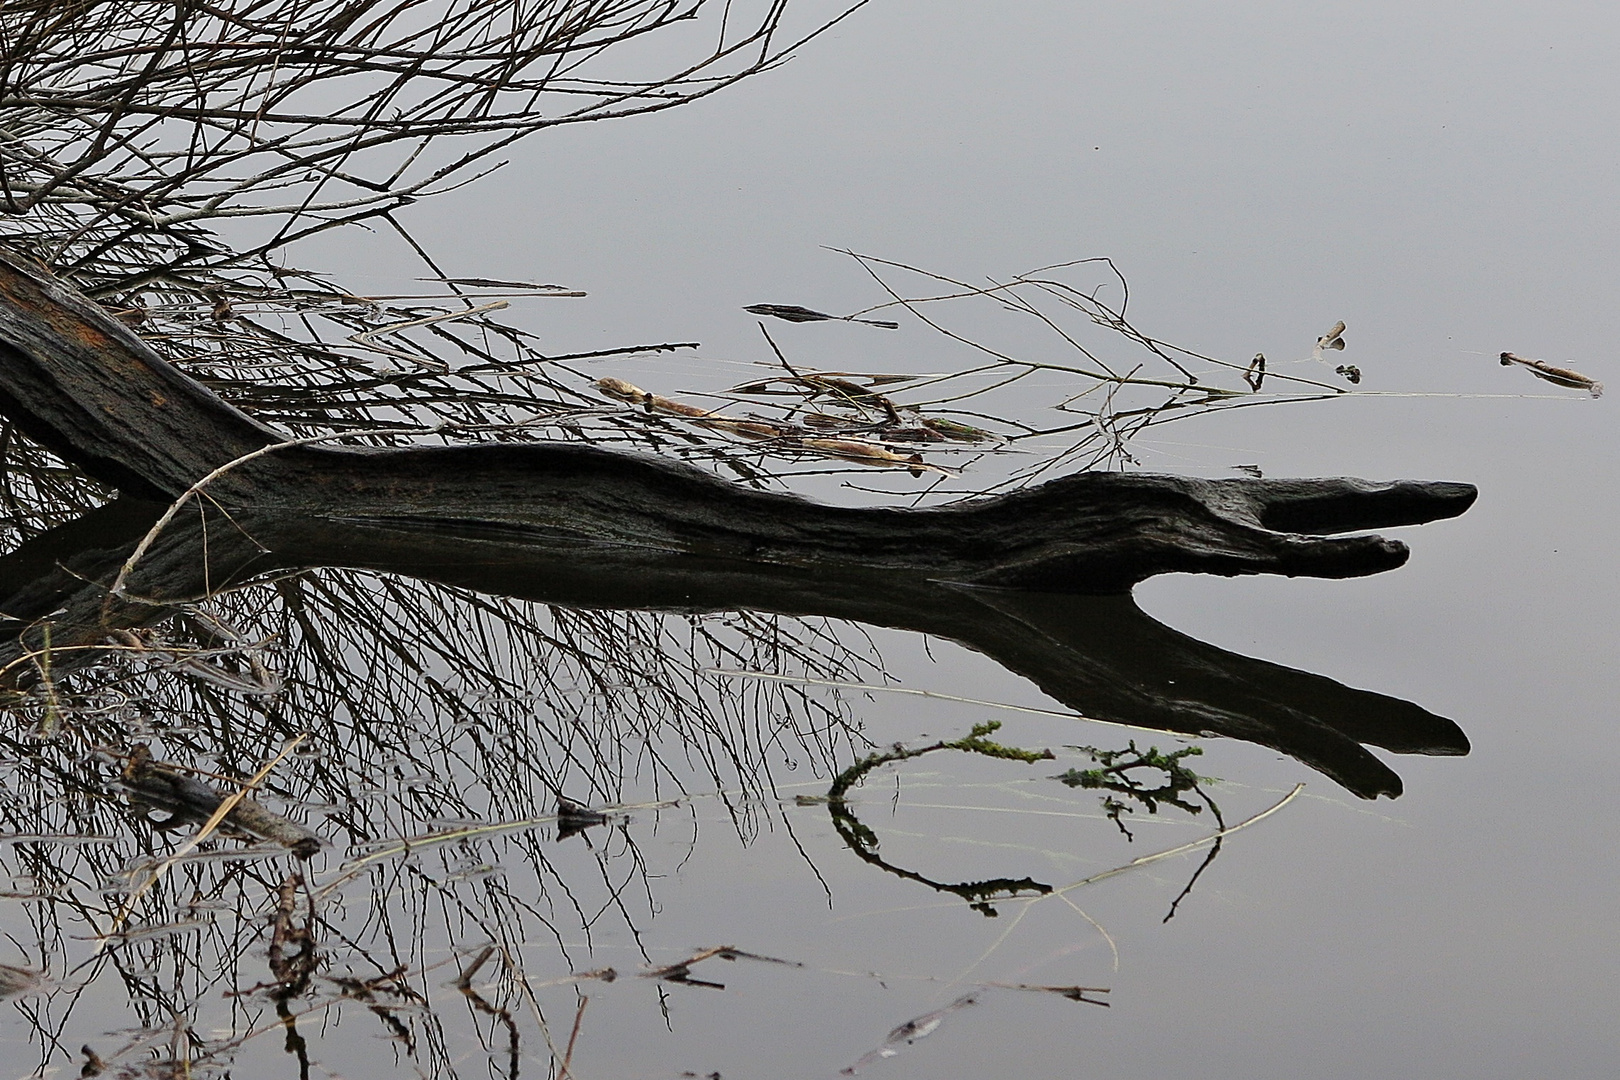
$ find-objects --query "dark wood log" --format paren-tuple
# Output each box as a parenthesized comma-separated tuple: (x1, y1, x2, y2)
(0, 246, 1478, 798)
(0, 247, 1475, 594)
(0, 500, 1465, 798)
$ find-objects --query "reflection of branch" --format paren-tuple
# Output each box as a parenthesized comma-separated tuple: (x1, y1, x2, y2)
(1056, 741, 1217, 840)
(641, 945, 804, 991)
(942, 784, 1306, 992)
(830, 721, 1054, 800)
(457, 947, 519, 1079)
(823, 725, 1238, 921)
(827, 723, 1055, 916)
(1055, 784, 1304, 898)
(268, 873, 318, 1074)
(1052, 740, 1229, 920)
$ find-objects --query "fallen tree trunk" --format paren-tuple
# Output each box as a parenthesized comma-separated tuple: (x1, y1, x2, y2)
(0, 499, 1463, 797)
(0, 247, 1475, 594)
(0, 247, 1479, 798)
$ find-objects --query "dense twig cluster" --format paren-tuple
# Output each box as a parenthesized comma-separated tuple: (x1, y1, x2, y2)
(0, 0, 862, 288)
(0, 0, 1348, 493)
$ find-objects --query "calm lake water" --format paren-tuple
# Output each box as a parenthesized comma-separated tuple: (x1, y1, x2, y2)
(2, 1, 1616, 1077)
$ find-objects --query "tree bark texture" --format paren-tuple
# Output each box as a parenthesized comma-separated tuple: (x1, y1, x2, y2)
(0, 247, 1476, 595)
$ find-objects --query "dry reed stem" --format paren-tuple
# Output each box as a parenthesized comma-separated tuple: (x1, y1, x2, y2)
(559, 994, 588, 1079)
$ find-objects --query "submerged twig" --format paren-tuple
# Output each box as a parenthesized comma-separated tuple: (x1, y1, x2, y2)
(100, 733, 306, 944)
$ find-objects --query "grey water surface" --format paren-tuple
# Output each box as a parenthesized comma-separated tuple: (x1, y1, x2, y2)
(4, 2, 1617, 1078)
(370, 4, 1620, 1076)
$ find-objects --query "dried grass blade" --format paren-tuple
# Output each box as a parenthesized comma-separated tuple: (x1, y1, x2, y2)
(1053, 783, 1304, 896)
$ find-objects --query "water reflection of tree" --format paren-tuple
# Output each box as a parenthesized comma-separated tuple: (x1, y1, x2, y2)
(0, 0, 1478, 1074)
(0, 567, 879, 1075)
(0, 430, 890, 1074)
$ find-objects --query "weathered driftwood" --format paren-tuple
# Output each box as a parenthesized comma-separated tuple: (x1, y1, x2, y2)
(0, 248, 1477, 797)
(0, 247, 1475, 594)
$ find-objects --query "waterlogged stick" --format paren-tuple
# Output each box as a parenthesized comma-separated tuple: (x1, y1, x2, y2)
(99, 734, 306, 947)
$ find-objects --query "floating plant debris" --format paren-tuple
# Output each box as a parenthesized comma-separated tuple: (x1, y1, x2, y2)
(799, 437, 944, 475)
(1317, 320, 1347, 352)
(1245, 352, 1267, 391)
(841, 993, 979, 1074)
(1055, 741, 1216, 841)
(991, 982, 1110, 1006)
(919, 417, 993, 442)
(641, 945, 802, 990)
(1499, 352, 1603, 397)
(595, 376, 784, 438)
(744, 303, 899, 329)
(118, 745, 324, 858)
(595, 377, 957, 472)
(424, 277, 580, 291)
(731, 372, 917, 397)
